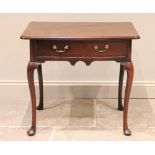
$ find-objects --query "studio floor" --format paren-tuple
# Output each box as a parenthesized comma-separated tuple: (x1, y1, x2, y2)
(0, 98, 155, 140)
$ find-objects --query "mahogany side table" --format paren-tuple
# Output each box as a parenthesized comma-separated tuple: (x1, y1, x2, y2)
(20, 22, 140, 136)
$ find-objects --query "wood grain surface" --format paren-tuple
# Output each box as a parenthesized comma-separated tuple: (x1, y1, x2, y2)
(20, 22, 140, 40)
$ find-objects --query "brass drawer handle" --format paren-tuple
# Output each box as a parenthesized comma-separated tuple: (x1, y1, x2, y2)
(94, 44, 109, 53)
(52, 45, 69, 53)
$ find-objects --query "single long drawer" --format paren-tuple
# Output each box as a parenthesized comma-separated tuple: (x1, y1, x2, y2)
(33, 40, 127, 61)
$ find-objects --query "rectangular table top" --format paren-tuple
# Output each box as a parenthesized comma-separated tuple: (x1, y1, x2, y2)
(20, 22, 140, 40)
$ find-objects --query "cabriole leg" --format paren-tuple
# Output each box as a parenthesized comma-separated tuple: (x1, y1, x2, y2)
(118, 64, 124, 111)
(27, 61, 41, 136)
(121, 62, 134, 136)
(36, 64, 44, 110)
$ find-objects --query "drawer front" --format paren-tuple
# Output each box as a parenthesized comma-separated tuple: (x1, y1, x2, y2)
(34, 40, 127, 60)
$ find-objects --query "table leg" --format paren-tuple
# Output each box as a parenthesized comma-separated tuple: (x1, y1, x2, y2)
(36, 64, 44, 110)
(121, 62, 134, 136)
(118, 64, 124, 111)
(27, 61, 41, 136)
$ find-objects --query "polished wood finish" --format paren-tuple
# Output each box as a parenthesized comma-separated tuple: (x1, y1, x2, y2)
(30, 39, 131, 65)
(121, 62, 134, 136)
(21, 22, 139, 136)
(36, 64, 43, 110)
(27, 62, 41, 136)
(34, 40, 127, 61)
(118, 64, 124, 111)
(21, 22, 140, 40)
